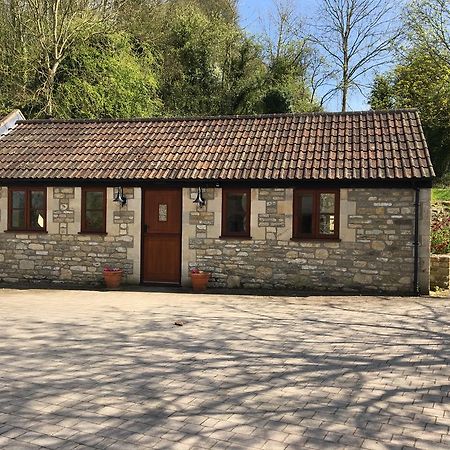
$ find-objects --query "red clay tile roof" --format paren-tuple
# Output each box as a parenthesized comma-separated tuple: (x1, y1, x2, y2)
(0, 110, 434, 181)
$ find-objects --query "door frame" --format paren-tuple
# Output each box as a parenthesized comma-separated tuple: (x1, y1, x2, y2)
(140, 187, 183, 285)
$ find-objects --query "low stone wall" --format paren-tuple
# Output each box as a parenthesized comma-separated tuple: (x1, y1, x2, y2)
(0, 233, 134, 285)
(430, 254, 450, 290)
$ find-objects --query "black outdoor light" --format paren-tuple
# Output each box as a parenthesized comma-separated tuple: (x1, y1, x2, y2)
(193, 187, 206, 208)
(113, 186, 127, 207)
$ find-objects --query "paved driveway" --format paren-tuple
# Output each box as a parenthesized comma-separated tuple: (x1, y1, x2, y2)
(0, 289, 449, 450)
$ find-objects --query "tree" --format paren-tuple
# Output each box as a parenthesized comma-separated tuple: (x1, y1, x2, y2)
(369, 0, 450, 179)
(154, 2, 229, 115)
(195, 0, 238, 24)
(0, 1, 161, 119)
(0, 0, 333, 119)
(16, 0, 122, 117)
(136, 1, 267, 116)
(311, 0, 400, 111)
(0, 0, 36, 115)
(405, 0, 450, 67)
(258, 0, 322, 113)
(48, 33, 161, 119)
(215, 36, 267, 115)
(369, 45, 450, 176)
(369, 74, 395, 110)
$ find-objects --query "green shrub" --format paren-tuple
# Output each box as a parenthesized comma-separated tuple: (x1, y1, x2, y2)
(431, 206, 450, 254)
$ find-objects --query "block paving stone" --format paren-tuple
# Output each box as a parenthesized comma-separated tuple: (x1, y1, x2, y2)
(0, 288, 449, 449)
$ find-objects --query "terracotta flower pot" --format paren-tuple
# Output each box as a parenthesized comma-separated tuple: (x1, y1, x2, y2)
(190, 271, 210, 293)
(103, 269, 123, 289)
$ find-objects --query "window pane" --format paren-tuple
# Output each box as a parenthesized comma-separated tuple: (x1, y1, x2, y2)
(31, 191, 45, 209)
(12, 209, 25, 228)
(86, 191, 104, 210)
(30, 209, 45, 229)
(86, 210, 104, 230)
(319, 193, 335, 235)
(226, 193, 247, 233)
(158, 204, 168, 222)
(320, 193, 335, 214)
(320, 214, 335, 234)
(12, 191, 25, 209)
(299, 195, 313, 234)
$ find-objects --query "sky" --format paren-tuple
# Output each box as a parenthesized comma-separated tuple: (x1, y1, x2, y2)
(237, 0, 371, 112)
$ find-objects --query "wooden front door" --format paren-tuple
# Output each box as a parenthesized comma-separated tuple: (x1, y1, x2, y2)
(142, 188, 182, 284)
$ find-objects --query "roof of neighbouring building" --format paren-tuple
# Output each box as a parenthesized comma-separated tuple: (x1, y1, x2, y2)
(0, 109, 25, 137)
(0, 109, 435, 181)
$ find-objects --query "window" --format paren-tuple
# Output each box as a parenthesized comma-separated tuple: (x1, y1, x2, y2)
(221, 188, 251, 238)
(293, 189, 339, 239)
(81, 187, 106, 233)
(8, 187, 46, 231)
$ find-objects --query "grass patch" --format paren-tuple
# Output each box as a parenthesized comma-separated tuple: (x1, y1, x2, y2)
(432, 188, 450, 202)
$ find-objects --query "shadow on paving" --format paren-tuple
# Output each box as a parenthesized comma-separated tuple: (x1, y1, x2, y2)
(0, 280, 420, 298)
(0, 294, 449, 449)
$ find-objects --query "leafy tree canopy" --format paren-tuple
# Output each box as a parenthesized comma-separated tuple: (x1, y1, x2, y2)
(53, 33, 161, 119)
(370, 45, 450, 176)
(0, 0, 319, 119)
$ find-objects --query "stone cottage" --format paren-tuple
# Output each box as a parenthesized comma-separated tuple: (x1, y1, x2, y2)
(0, 109, 434, 293)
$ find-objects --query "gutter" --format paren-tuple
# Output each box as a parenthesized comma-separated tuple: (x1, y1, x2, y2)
(413, 186, 420, 296)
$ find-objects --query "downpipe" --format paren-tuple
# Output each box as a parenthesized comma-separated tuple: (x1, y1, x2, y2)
(413, 186, 420, 296)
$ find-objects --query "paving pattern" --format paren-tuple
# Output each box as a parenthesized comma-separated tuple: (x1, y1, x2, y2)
(0, 289, 449, 449)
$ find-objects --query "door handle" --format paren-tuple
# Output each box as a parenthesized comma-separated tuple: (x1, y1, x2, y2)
(144, 224, 148, 233)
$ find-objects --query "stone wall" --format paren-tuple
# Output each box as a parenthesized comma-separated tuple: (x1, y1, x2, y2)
(0, 185, 431, 293)
(430, 254, 450, 290)
(185, 188, 431, 294)
(0, 186, 141, 285)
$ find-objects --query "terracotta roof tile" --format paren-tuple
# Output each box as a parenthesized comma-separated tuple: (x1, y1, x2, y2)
(0, 110, 434, 181)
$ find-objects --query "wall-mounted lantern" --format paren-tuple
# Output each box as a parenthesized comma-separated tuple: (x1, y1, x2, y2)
(113, 186, 127, 207)
(193, 187, 206, 208)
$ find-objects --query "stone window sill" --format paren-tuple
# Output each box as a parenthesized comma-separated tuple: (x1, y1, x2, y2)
(5, 229, 48, 234)
(219, 235, 252, 240)
(78, 231, 108, 235)
(290, 237, 341, 243)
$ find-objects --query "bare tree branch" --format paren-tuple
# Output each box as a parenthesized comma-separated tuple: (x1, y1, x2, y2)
(310, 0, 401, 111)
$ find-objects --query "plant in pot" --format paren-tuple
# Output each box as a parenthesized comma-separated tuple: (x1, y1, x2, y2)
(103, 266, 123, 289)
(189, 268, 210, 293)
